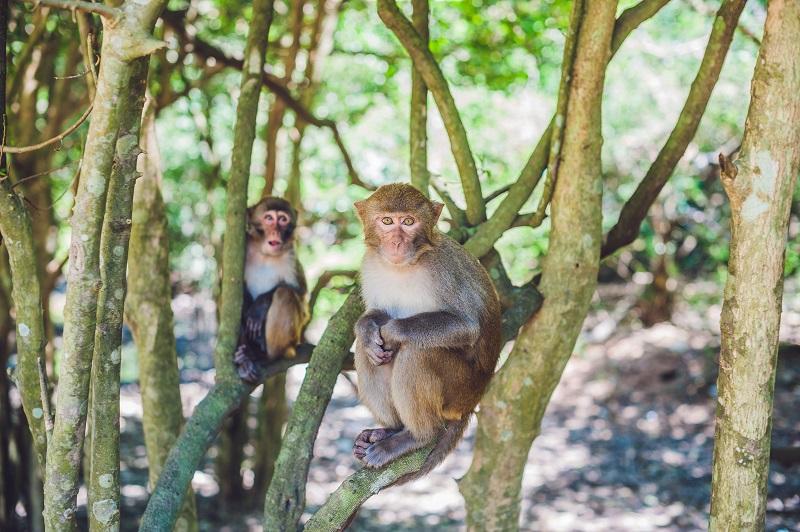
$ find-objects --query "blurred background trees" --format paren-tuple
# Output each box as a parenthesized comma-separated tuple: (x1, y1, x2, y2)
(1, 0, 799, 529)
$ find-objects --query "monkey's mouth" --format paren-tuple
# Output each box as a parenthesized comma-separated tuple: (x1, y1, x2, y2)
(267, 240, 281, 247)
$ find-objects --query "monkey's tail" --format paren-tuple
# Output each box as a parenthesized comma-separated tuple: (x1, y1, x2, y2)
(394, 415, 471, 486)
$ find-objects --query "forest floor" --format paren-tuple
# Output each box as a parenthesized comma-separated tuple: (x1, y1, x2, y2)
(113, 280, 800, 531)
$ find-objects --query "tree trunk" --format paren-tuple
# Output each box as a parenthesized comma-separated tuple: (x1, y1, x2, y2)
(139, 0, 276, 528)
(460, 0, 616, 528)
(409, 0, 429, 195)
(262, 292, 363, 531)
(251, 374, 287, 505)
(85, 56, 150, 532)
(126, 101, 198, 532)
(42, 0, 168, 527)
(709, 1, 800, 529)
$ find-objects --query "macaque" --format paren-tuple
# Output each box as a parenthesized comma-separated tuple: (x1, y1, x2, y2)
(234, 197, 309, 383)
(352, 183, 502, 477)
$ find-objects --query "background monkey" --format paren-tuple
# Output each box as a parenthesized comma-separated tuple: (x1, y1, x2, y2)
(352, 183, 502, 477)
(234, 197, 309, 383)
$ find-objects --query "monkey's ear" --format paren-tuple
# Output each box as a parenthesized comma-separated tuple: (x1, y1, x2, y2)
(431, 201, 444, 222)
(354, 200, 366, 221)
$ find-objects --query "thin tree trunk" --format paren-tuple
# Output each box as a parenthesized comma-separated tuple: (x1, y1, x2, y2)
(251, 374, 287, 505)
(139, 0, 276, 528)
(709, 0, 800, 528)
(262, 0, 306, 196)
(377, 0, 485, 224)
(602, 0, 747, 256)
(262, 292, 363, 531)
(125, 101, 198, 531)
(86, 57, 149, 532)
(215, 397, 248, 506)
(460, 0, 617, 528)
(409, 0, 429, 195)
(42, 0, 168, 527)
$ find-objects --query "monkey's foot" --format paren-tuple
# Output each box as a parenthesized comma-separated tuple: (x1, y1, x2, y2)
(353, 428, 399, 461)
(362, 430, 422, 469)
(234, 346, 262, 384)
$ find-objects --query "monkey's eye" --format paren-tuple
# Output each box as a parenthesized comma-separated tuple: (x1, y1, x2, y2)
(264, 214, 274, 222)
(278, 214, 289, 225)
(381, 217, 393, 225)
(401, 217, 415, 226)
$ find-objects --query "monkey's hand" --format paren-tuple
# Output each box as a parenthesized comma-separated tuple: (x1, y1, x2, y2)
(362, 319, 393, 366)
(379, 319, 405, 356)
(234, 345, 262, 384)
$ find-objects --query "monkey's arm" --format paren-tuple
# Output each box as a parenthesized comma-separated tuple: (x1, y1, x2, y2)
(381, 311, 480, 351)
(243, 290, 274, 350)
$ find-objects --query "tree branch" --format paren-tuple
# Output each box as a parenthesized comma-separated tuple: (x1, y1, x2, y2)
(24, 0, 121, 20)
(308, 269, 358, 315)
(0, 181, 49, 471)
(409, 0, 430, 195)
(464, 0, 672, 259)
(160, 9, 372, 190)
(1, 103, 92, 154)
(601, 0, 746, 258)
(377, 0, 485, 225)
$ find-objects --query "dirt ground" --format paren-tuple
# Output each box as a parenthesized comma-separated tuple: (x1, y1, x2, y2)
(114, 281, 800, 531)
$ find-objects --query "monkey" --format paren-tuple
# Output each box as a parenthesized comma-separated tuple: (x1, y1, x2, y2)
(233, 196, 309, 383)
(351, 183, 502, 478)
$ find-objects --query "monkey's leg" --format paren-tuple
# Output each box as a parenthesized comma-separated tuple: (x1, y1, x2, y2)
(361, 347, 445, 469)
(354, 339, 403, 462)
(265, 286, 305, 359)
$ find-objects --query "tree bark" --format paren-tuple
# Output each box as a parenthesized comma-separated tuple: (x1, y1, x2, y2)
(86, 57, 149, 532)
(139, 0, 275, 528)
(460, 0, 617, 528)
(42, 0, 167, 527)
(409, 0, 429, 196)
(262, 0, 306, 197)
(463, 0, 671, 259)
(262, 292, 363, 531)
(709, 0, 800, 529)
(377, 0, 485, 225)
(126, 101, 198, 532)
(211, 0, 275, 385)
(0, 179, 48, 475)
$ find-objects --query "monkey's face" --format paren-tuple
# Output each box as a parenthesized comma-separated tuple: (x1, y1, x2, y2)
(250, 208, 294, 257)
(371, 212, 421, 265)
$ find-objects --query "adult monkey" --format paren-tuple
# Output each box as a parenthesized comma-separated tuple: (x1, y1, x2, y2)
(234, 197, 309, 383)
(352, 183, 502, 477)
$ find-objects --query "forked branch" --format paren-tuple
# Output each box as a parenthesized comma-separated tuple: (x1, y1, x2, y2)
(377, 0, 485, 225)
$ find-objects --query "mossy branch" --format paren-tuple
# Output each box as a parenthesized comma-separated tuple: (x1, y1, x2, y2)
(377, 0, 485, 225)
(86, 57, 149, 532)
(409, 0, 430, 195)
(464, 0, 672, 259)
(601, 0, 747, 257)
(0, 181, 48, 471)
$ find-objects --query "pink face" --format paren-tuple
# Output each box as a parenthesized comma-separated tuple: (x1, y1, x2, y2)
(256, 209, 292, 256)
(374, 212, 419, 265)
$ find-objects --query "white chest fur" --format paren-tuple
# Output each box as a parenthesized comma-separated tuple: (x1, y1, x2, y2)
(245, 252, 298, 298)
(360, 255, 440, 319)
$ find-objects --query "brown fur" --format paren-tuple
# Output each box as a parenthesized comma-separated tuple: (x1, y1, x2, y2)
(352, 183, 502, 475)
(265, 286, 308, 359)
(235, 197, 309, 383)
